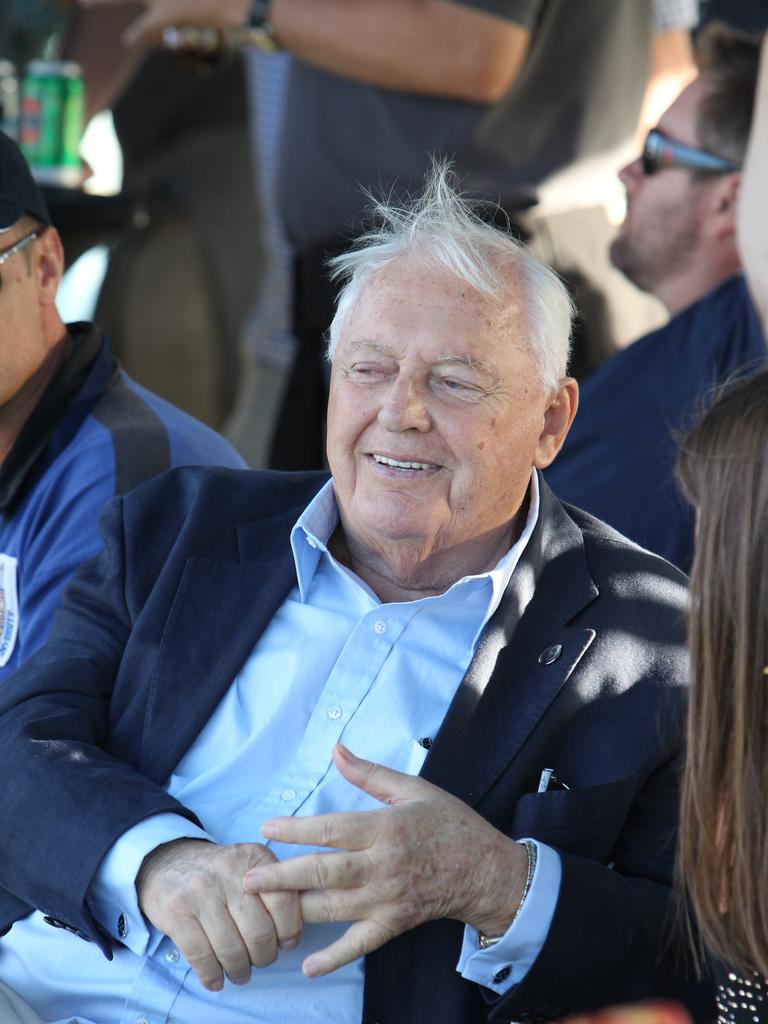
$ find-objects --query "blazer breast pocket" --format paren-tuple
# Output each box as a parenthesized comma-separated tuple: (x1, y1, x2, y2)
(508, 777, 639, 861)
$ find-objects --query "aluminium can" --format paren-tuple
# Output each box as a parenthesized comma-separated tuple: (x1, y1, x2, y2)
(20, 60, 84, 186)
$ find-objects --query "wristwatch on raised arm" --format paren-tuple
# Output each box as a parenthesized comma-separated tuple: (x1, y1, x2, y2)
(248, 0, 283, 51)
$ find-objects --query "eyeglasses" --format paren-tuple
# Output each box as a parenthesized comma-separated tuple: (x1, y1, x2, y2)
(641, 128, 741, 176)
(0, 229, 40, 288)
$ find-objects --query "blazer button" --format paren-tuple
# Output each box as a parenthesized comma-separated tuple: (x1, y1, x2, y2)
(538, 644, 563, 665)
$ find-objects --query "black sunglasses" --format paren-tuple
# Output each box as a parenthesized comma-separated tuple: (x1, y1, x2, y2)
(642, 128, 741, 176)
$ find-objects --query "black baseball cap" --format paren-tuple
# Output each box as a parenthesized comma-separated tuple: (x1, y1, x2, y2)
(0, 130, 51, 232)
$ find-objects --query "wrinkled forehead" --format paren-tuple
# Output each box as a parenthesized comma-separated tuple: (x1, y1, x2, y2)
(346, 257, 526, 334)
(336, 260, 537, 379)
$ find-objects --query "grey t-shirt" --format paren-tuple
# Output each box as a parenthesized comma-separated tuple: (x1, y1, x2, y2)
(277, 0, 653, 249)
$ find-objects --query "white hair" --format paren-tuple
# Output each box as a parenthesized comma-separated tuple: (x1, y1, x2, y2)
(326, 163, 574, 392)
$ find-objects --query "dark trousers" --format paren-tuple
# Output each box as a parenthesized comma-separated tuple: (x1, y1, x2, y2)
(268, 240, 345, 470)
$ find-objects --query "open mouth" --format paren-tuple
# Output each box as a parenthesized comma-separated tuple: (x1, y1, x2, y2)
(371, 454, 437, 472)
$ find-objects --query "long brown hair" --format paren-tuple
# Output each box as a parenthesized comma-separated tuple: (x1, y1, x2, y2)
(677, 368, 768, 975)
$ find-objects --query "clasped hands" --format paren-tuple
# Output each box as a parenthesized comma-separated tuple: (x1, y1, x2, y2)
(137, 744, 527, 991)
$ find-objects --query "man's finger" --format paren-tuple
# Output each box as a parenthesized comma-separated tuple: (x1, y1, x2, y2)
(331, 743, 433, 806)
(172, 917, 227, 992)
(244, 850, 365, 895)
(223, 888, 288, 968)
(301, 919, 396, 978)
(258, 889, 304, 952)
(198, 904, 254, 984)
(261, 809, 380, 850)
(299, 887, 366, 925)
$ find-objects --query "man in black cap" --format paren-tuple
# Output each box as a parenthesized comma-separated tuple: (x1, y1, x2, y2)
(0, 130, 245, 681)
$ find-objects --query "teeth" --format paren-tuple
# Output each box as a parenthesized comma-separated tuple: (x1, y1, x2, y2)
(373, 454, 433, 470)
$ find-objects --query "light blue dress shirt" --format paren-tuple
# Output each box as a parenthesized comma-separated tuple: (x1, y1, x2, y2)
(0, 476, 560, 1024)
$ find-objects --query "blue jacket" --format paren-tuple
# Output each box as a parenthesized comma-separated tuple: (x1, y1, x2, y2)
(0, 467, 712, 1022)
(0, 322, 245, 680)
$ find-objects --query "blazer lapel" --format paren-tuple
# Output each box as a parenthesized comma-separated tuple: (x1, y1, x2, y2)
(421, 477, 598, 807)
(140, 506, 302, 782)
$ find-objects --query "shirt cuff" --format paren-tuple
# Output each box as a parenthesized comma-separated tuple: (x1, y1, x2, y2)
(456, 840, 561, 994)
(88, 813, 212, 956)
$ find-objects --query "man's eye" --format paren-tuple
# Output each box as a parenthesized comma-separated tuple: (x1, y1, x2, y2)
(436, 377, 478, 395)
(346, 363, 389, 380)
(346, 362, 393, 382)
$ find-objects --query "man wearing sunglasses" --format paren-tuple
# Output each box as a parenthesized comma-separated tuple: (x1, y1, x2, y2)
(0, 131, 245, 682)
(546, 21, 767, 574)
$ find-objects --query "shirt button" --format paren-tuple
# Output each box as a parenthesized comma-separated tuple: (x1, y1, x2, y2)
(281, 788, 297, 801)
(327, 706, 342, 720)
(117, 913, 128, 938)
(306, 537, 317, 549)
(492, 965, 511, 984)
(165, 947, 180, 964)
(136, 1017, 150, 1024)
(373, 619, 387, 635)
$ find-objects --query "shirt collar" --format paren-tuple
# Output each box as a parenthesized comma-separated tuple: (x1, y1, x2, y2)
(290, 472, 540, 609)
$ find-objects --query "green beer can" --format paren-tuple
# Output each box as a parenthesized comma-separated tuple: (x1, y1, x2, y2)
(20, 60, 85, 186)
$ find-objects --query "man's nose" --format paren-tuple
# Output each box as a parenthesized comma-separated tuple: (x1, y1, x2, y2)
(377, 375, 431, 432)
(618, 155, 644, 191)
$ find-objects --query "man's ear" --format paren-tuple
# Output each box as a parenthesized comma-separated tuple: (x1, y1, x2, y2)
(700, 171, 741, 242)
(34, 227, 65, 307)
(533, 378, 579, 469)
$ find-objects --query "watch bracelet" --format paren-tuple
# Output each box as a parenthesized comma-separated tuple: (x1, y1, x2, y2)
(477, 839, 538, 949)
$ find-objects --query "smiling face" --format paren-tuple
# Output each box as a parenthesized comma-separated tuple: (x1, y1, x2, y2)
(326, 259, 577, 594)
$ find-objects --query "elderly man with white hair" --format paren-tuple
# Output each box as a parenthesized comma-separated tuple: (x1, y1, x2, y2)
(0, 169, 711, 1024)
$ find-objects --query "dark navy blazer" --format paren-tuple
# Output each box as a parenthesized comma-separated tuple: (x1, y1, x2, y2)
(0, 468, 712, 1023)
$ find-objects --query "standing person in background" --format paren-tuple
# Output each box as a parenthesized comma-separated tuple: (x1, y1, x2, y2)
(546, 22, 766, 573)
(0, 129, 245, 683)
(78, 0, 700, 468)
